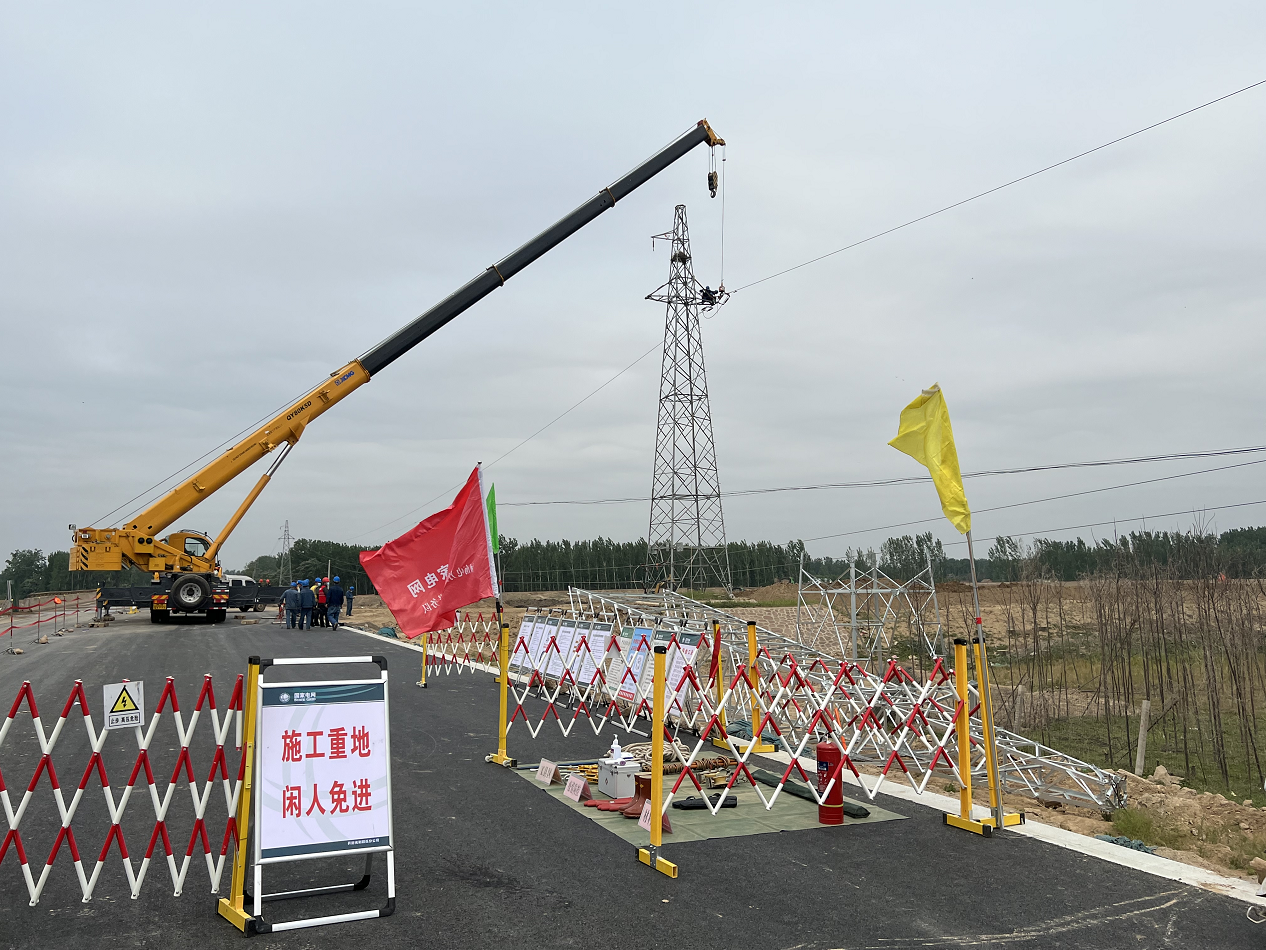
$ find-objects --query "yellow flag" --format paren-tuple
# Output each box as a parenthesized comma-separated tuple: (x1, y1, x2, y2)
(888, 384, 971, 534)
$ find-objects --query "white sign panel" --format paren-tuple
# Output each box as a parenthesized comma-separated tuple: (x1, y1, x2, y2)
(528, 617, 557, 674)
(102, 681, 145, 730)
(258, 681, 391, 861)
(617, 628, 654, 703)
(565, 621, 593, 681)
(577, 622, 611, 687)
(660, 629, 701, 710)
(546, 620, 578, 680)
(510, 615, 537, 672)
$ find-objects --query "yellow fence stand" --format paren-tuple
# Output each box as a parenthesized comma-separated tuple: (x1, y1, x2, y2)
(943, 637, 1023, 836)
(486, 621, 516, 767)
(738, 620, 774, 754)
(710, 620, 730, 750)
(417, 633, 428, 688)
(217, 656, 261, 934)
(639, 644, 677, 878)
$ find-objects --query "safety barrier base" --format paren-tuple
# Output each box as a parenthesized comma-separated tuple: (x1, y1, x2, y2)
(637, 847, 678, 878)
(943, 811, 1025, 837)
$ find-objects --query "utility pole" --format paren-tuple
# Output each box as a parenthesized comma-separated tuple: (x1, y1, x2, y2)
(644, 205, 732, 596)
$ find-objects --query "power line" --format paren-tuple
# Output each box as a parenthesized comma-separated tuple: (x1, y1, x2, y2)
(92, 371, 340, 529)
(938, 498, 1266, 552)
(730, 77, 1266, 295)
(342, 340, 664, 543)
(499, 444, 1266, 507)
(802, 457, 1266, 543)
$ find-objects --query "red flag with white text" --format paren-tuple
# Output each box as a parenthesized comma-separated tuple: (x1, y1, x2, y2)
(359, 466, 498, 638)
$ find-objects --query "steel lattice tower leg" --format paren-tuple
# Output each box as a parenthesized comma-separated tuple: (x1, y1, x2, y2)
(644, 205, 732, 595)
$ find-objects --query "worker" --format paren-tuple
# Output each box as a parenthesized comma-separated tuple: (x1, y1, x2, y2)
(298, 580, 315, 630)
(326, 576, 345, 629)
(282, 581, 302, 629)
(315, 577, 328, 627)
(346, 582, 355, 615)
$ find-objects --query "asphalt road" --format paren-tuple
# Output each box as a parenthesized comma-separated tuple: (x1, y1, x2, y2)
(0, 612, 1260, 949)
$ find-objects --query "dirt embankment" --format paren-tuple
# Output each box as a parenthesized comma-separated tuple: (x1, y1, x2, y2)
(1005, 764, 1266, 881)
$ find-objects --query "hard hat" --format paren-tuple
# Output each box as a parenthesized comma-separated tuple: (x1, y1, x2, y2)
(333, 576, 340, 582)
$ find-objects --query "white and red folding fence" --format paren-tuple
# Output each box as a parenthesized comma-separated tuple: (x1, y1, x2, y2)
(0, 673, 246, 906)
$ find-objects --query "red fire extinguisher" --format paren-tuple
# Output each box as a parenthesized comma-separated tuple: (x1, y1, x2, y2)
(817, 741, 844, 825)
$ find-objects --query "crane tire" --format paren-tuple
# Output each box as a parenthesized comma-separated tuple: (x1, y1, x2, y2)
(170, 574, 211, 612)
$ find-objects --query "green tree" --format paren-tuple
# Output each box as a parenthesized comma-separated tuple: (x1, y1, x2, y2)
(1, 549, 47, 598)
(988, 536, 1024, 581)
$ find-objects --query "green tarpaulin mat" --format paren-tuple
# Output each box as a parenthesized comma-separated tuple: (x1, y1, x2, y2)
(516, 767, 905, 844)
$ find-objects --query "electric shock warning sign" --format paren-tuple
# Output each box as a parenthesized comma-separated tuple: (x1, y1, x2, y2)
(103, 681, 145, 730)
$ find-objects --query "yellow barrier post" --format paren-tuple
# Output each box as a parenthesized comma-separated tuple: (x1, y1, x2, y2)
(974, 635, 1022, 830)
(218, 656, 260, 934)
(417, 632, 428, 688)
(486, 621, 516, 767)
(639, 643, 677, 878)
(942, 639, 980, 833)
(741, 620, 774, 753)
(943, 637, 1023, 835)
(710, 620, 729, 749)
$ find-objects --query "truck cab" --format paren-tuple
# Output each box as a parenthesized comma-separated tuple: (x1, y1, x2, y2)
(225, 574, 267, 612)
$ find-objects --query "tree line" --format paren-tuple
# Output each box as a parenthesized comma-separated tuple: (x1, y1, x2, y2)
(8, 525, 1266, 602)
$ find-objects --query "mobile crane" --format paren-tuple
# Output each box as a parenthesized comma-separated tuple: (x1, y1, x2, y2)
(71, 120, 726, 623)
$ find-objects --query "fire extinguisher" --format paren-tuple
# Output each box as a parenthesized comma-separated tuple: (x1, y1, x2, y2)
(817, 741, 844, 825)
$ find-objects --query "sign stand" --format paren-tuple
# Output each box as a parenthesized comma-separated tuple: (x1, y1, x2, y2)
(218, 654, 396, 935)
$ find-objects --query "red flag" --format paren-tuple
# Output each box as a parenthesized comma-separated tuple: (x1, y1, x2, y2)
(359, 466, 498, 638)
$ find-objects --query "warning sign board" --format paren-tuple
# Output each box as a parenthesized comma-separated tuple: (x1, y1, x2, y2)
(103, 681, 145, 730)
(257, 680, 392, 861)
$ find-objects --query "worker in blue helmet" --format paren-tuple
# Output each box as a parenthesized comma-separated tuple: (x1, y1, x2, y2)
(298, 580, 316, 630)
(326, 576, 345, 629)
(282, 581, 302, 629)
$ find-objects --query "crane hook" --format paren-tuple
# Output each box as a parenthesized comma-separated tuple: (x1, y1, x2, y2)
(708, 170, 719, 198)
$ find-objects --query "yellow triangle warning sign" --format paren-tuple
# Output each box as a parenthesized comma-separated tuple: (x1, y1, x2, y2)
(110, 685, 139, 714)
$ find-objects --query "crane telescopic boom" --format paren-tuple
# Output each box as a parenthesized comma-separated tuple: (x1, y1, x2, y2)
(71, 119, 726, 593)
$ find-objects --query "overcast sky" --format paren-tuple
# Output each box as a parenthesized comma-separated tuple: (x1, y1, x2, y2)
(3, 3, 1265, 571)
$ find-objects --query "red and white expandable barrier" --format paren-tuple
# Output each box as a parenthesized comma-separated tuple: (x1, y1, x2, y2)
(0, 674, 245, 906)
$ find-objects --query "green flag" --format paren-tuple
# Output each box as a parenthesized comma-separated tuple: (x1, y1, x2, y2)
(486, 483, 499, 554)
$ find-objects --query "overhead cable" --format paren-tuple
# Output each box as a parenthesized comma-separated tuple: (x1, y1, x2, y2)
(730, 78, 1266, 295)
(499, 445, 1266, 507)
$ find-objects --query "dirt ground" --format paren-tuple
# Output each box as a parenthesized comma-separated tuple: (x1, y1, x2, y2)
(942, 763, 1266, 882)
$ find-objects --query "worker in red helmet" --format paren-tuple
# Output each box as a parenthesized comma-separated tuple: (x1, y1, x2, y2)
(315, 577, 328, 627)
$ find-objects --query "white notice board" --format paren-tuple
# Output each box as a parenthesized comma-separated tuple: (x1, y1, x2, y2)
(510, 615, 538, 671)
(546, 620, 578, 680)
(256, 679, 393, 862)
(529, 617, 556, 674)
(576, 621, 610, 686)
(616, 628, 654, 703)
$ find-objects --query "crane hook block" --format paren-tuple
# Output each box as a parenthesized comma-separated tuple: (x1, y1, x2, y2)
(708, 170, 719, 198)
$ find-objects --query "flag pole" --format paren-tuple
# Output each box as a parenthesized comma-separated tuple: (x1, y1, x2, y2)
(965, 528, 1005, 832)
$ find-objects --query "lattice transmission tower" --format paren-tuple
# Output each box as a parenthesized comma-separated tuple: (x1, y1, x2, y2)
(644, 205, 732, 595)
(278, 520, 293, 585)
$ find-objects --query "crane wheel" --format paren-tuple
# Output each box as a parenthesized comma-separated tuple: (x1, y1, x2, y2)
(170, 574, 211, 611)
